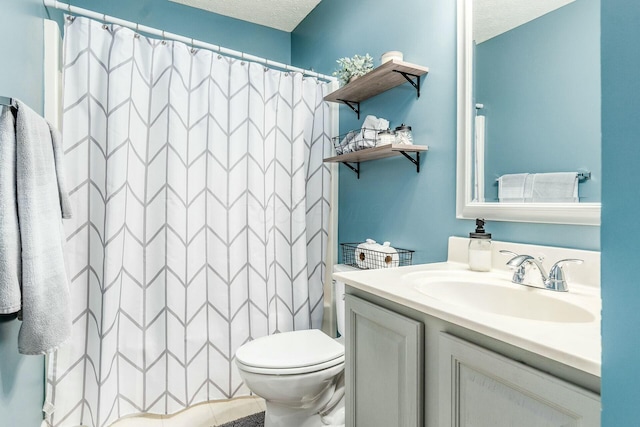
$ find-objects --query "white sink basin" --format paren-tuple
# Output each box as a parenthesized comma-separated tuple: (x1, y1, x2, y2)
(405, 270, 595, 323)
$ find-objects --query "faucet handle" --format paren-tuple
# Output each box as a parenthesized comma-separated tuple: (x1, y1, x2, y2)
(499, 249, 519, 258)
(547, 259, 584, 291)
(501, 252, 533, 284)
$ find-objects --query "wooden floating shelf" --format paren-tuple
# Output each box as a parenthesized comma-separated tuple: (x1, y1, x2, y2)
(324, 144, 428, 179)
(324, 144, 428, 163)
(324, 60, 429, 104)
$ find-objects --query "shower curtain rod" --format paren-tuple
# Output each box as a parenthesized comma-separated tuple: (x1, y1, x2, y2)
(42, 0, 337, 82)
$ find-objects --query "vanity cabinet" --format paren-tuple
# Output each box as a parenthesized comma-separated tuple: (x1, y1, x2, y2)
(345, 288, 601, 427)
(345, 294, 424, 427)
(439, 333, 600, 427)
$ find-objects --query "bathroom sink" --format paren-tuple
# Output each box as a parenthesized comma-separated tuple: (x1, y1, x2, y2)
(407, 271, 595, 323)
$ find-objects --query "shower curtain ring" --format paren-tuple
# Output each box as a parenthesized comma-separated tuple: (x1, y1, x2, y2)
(190, 38, 196, 54)
(162, 30, 167, 45)
(65, 1, 73, 20)
(134, 23, 140, 39)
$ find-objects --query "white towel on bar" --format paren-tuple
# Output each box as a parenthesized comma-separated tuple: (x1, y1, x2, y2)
(498, 173, 531, 202)
(530, 172, 579, 202)
(0, 100, 73, 354)
(0, 106, 22, 315)
(498, 172, 579, 203)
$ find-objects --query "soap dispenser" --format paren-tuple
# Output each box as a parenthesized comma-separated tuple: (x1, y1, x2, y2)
(468, 218, 492, 272)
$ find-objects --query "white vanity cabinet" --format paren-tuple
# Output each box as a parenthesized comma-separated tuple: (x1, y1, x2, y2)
(345, 294, 424, 427)
(439, 333, 600, 427)
(345, 289, 601, 427)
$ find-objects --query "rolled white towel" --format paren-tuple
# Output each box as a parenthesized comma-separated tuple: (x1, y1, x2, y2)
(339, 130, 358, 154)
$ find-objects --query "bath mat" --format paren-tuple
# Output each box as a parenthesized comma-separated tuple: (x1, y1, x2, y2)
(219, 411, 265, 427)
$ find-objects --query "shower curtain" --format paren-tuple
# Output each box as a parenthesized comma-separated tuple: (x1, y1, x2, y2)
(45, 17, 332, 427)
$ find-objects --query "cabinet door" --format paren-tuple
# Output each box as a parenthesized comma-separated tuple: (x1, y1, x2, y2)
(345, 294, 424, 427)
(439, 333, 600, 427)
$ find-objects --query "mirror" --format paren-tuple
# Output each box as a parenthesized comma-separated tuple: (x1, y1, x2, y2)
(456, 0, 601, 225)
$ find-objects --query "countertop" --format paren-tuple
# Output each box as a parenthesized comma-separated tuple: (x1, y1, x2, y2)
(334, 259, 601, 377)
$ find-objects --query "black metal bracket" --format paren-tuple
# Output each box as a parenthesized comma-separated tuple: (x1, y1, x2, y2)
(392, 70, 422, 98)
(337, 99, 360, 119)
(342, 161, 360, 179)
(399, 151, 421, 173)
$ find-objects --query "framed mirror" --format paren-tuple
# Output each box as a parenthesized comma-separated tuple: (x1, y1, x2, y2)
(456, 0, 601, 225)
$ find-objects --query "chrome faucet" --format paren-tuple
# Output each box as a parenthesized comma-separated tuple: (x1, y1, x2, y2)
(500, 250, 583, 292)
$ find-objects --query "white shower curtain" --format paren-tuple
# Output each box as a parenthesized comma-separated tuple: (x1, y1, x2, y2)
(45, 17, 332, 427)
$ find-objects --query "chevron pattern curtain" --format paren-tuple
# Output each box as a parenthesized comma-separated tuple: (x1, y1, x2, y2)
(45, 17, 332, 427)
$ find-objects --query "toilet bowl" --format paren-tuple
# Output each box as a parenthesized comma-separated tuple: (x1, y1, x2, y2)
(234, 264, 356, 427)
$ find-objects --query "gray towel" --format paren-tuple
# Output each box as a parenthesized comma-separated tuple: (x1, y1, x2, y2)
(0, 100, 73, 354)
(0, 107, 22, 315)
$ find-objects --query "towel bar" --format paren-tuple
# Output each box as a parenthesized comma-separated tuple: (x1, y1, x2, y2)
(495, 172, 591, 182)
(0, 96, 15, 107)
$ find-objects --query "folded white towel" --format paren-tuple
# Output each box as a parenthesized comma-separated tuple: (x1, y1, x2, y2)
(338, 116, 390, 154)
(530, 172, 579, 203)
(361, 115, 389, 147)
(498, 172, 579, 203)
(498, 173, 530, 202)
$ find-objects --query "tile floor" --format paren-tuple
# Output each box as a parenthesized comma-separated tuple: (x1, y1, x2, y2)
(110, 396, 265, 427)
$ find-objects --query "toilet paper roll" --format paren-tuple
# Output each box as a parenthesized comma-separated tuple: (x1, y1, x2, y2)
(378, 242, 400, 268)
(355, 239, 377, 269)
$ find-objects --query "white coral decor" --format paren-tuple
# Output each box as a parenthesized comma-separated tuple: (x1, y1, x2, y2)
(332, 54, 374, 86)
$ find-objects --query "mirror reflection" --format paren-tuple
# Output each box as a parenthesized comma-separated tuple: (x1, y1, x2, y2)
(471, 0, 600, 203)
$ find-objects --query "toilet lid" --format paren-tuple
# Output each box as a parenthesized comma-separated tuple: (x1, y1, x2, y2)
(235, 329, 344, 372)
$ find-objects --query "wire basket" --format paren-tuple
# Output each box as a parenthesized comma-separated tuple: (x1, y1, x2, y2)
(332, 128, 381, 155)
(341, 242, 414, 270)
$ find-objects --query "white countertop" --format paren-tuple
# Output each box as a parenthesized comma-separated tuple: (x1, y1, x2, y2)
(334, 237, 601, 377)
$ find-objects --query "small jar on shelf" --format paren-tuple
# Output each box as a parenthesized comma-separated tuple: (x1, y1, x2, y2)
(395, 124, 413, 145)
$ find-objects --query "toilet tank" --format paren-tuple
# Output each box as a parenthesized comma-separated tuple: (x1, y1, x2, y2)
(333, 264, 359, 337)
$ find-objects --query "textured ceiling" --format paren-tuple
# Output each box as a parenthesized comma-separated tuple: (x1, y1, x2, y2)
(169, 0, 322, 32)
(474, 0, 575, 44)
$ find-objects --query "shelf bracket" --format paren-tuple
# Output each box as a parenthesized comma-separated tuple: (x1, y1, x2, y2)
(393, 70, 422, 98)
(342, 161, 360, 179)
(399, 151, 421, 173)
(337, 99, 360, 119)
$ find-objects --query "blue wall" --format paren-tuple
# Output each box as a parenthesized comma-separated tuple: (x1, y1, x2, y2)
(601, 0, 640, 424)
(292, 0, 599, 264)
(293, 0, 459, 264)
(0, 1, 47, 425)
(476, 0, 600, 202)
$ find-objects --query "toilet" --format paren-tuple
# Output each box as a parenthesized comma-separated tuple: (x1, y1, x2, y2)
(235, 264, 356, 427)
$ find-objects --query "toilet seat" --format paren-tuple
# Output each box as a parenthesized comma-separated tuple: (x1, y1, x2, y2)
(236, 329, 345, 375)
